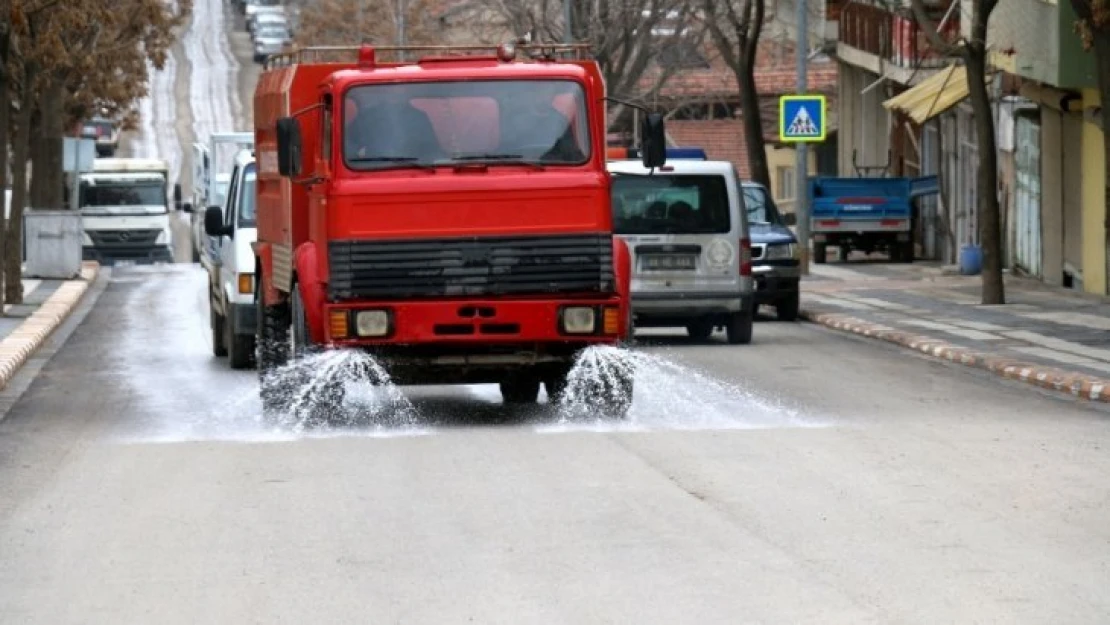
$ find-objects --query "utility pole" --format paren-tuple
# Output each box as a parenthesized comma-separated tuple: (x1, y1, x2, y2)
(794, 0, 810, 274)
(563, 0, 573, 42)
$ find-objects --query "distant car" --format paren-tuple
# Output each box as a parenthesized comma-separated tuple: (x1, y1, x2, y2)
(243, 0, 281, 19)
(80, 117, 119, 157)
(740, 181, 801, 321)
(253, 25, 292, 63)
(248, 7, 285, 35)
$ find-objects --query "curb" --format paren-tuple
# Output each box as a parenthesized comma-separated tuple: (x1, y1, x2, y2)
(0, 262, 100, 391)
(801, 308, 1110, 404)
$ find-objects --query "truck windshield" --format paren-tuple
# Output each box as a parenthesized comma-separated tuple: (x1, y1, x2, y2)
(239, 166, 256, 226)
(611, 174, 731, 234)
(80, 180, 166, 209)
(742, 185, 785, 225)
(343, 79, 591, 169)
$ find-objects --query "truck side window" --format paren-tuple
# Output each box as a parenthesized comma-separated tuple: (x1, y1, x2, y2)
(321, 96, 332, 161)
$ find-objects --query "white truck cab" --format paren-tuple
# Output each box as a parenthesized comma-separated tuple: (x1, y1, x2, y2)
(78, 158, 178, 265)
(202, 149, 257, 369)
(607, 149, 754, 344)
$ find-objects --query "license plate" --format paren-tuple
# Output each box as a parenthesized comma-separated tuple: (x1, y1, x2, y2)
(643, 254, 695, 271)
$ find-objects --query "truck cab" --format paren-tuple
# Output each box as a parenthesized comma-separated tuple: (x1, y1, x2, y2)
(77, 157, 178, 264)
(607, 148, 755, 343)
(244, 42, 670, 420)
(203, 149, 258, 369)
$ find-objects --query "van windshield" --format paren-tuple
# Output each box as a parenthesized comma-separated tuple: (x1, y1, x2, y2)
(742, 184, 785, 225)
(611, 174, 731, 234)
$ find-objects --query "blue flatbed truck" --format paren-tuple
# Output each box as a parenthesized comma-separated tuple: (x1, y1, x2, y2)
(807, 174, 939, 264)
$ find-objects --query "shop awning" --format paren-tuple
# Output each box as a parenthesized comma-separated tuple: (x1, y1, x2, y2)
(882, 64, 970, 124)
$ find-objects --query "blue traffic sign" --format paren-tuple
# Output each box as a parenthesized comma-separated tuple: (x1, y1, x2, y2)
(779, 95, 827, 143)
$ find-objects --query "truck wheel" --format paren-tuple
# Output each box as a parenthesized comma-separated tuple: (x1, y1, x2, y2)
(500, 377, 541, 404)
(543, 366, 571, 405)
(686, 320, 714, 341)
(899, 240, 915, 264)
(813, 243, 827, 265)
(776, 291, 800, 322)
(257, 285, 291, 415)
(726, 310, 754, 345)
(211, 306, 228, 357)
(289, 286, 346, 424)
(599, 372, 634, 419)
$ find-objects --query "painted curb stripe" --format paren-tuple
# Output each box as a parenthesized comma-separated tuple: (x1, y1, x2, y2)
(0, 262, 100, 391)
(801, 308, 1110, 404)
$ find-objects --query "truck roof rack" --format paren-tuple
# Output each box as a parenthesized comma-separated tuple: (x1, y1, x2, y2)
(264, 43, 593, 70)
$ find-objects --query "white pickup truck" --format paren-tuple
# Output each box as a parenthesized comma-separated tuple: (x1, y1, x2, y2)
(197, 148, 258, 369)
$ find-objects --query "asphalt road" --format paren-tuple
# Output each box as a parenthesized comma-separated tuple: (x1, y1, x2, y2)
(1, 264, 1109, 623)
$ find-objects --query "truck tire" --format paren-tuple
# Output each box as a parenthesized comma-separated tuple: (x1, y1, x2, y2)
(776, 291, 800, 322)
(289, 286, 346, 425)
(686, 320, 714, 341)
(211, 306, 228, 357)
(899, 240, 915, 264)
(813, 243, 827, 265)
(500, 377, 541, 404)
(257, 283, 291, 415)
(726, 310, 754, 345)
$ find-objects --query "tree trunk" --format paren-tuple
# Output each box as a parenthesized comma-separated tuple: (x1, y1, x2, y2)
(28, 109, 47, 208)
(737, 54, 771, 189)
(1095, 34, 1110, 293)
(7, 68, 37, 307)
(965, 47, 1005, 305)
(29, 78, 65, 210)
(0, 28, 10, 305)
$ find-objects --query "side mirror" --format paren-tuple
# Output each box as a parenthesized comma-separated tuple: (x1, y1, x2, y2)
(276, 116, 302, 177)
(204, 206, 231, 237)
(182, 202, 194, 213)
(640, 113, 667, 169)
(783, 212, 797, 226)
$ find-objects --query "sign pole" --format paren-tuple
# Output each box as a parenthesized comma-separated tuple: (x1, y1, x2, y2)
(794, 0, 810, 275)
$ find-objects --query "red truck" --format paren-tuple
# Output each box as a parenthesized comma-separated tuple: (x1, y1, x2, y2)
(241, 42, 668, 419)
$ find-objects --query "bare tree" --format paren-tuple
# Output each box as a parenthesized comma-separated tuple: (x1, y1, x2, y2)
(294, 0, 437, 46)
(703, 0, 770, 189)
(1071, 0, 1110, 284)
(478, 0, 705, 129)
(910, 0, 1004, 305)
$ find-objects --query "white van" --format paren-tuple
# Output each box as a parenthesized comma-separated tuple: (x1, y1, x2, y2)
(608, 152, 754, 344)
(198, 149, 257, 369)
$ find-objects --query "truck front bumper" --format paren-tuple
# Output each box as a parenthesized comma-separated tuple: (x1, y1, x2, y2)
(322, 297, 627, 383)
(83, 245, 174, 265)
(753, 263, 800, 303)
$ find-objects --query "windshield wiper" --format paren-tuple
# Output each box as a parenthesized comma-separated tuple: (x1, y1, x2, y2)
(347, 156, 436, 170)
(447, 153, 545, 170)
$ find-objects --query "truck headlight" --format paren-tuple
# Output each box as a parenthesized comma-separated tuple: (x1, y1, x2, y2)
(560, 306, 596, 334)
(765, 243, 799, 260)
(81, 232, 93, 246)
(354, 310, 391, 337)
(155, 229, 170, 245)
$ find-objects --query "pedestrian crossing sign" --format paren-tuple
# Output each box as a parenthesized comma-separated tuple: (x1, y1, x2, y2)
(779, 95, 827, 143)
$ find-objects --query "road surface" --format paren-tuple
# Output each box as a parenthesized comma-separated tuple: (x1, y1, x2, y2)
(1, 264, 1108, 623)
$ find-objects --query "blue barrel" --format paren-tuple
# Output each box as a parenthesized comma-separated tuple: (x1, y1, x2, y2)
(959, 244, 982, 275)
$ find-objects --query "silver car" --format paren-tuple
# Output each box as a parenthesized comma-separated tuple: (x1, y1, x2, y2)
(253, 25, 291, 63)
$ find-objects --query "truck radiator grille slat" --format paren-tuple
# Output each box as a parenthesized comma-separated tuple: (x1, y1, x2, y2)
(329, 234, 614, 299)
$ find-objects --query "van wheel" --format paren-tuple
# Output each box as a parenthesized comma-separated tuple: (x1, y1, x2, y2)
(813, 243, 827, 264)
(211, 307, 228, 357)
(726, 310, 754, 345)
(686, 320, 714, 341)
(776, 291, 800, 322)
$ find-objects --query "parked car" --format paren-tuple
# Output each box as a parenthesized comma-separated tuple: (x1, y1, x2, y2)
(247, 7, 285, 35)
(740, 181, 802, 321)
(243, 0, 281, 19)
(253, 25, 292, 63)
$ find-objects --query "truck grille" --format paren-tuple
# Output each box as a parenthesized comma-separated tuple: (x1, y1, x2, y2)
(328, 234, 614, 300)
(87, 229, 161, 247)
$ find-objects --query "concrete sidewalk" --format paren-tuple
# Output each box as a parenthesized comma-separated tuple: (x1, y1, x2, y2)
(800, 261, 1110, 402)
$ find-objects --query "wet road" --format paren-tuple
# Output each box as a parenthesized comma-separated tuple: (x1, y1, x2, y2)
(2, 265, 1109, 623)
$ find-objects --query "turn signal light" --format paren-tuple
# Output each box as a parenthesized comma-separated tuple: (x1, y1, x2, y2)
(238, 273, 253, 294)
(329, 310, 349, 339)
(603, 306, 620, 335)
